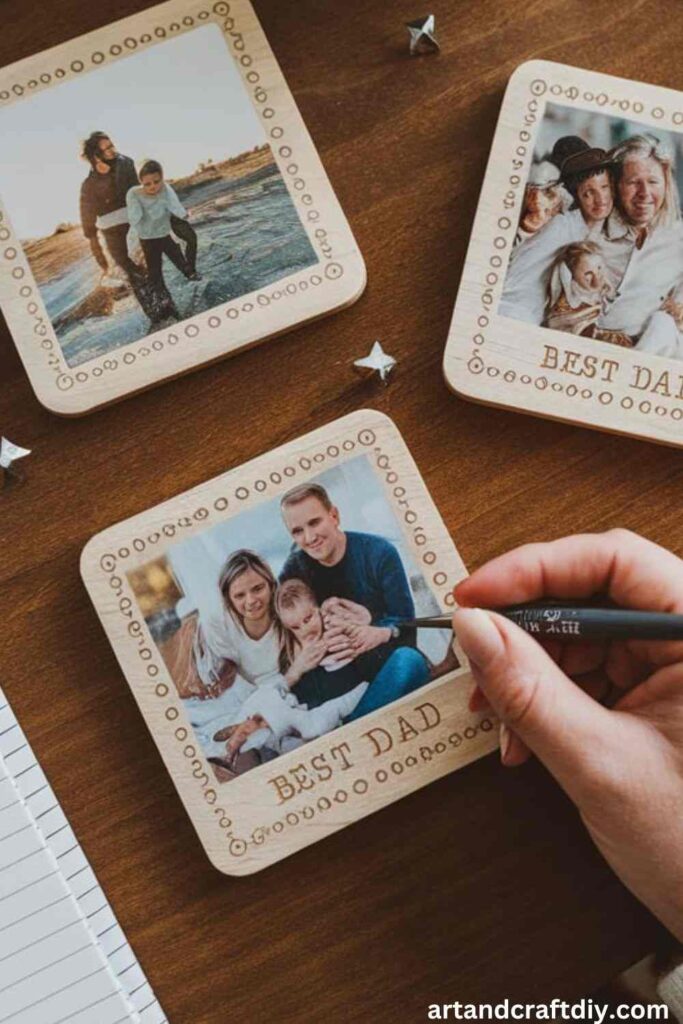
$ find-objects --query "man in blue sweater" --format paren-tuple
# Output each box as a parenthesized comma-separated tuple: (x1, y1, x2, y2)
(279, 483, 429, 714)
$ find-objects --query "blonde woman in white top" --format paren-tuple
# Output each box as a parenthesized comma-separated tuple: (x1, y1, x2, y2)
(202, 549, 288, 692)
(189, 549, 366, 767)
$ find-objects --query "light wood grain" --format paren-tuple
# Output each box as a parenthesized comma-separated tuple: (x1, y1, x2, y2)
(2, 0, 681, 1019)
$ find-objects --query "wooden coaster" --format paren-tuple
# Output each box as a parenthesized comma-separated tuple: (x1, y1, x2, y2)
(81, 411, 496, 874)
(444, 60, 683, 447)
(0, 0, 365, 414)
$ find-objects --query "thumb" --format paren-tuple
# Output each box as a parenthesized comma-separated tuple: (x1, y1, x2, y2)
(453, 608, 616, 797)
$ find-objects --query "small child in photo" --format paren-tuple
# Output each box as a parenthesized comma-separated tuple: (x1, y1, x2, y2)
(126, 159, 200, 322)
(207, 577, 373, 767)
(544, 240, 613, 336)
(275, 578, 430, 722)
(277, 578, 372, 709)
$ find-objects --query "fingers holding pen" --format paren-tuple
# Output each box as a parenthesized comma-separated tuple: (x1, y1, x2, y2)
(467, 684, 531, 766)
(454, 531, 683, 695)
(453, 607, 618, 799)
(455, 530, 683, 615)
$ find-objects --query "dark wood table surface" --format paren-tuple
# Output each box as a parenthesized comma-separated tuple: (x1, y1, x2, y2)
(2, 1, 682, 1020)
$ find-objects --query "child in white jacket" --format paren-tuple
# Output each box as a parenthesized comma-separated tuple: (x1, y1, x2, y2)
(126, 159, 200, 319)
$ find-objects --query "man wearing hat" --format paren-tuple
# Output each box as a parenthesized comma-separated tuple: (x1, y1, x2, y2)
(500, 137, 615, 325)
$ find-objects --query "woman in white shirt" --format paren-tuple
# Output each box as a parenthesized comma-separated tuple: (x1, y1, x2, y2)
(182, 550, 288, 764)
(202, 549, 287, 692)
(186, 550, 366, 768)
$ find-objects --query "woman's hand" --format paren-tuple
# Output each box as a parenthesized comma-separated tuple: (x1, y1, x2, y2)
(285, 639, 328, 686)
(213, 716, 269, 763)
(452, 530, 683, 942)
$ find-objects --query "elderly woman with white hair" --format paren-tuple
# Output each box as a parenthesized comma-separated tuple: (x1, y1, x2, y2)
(513, 159, 566, 248)
(588, 133, 683, 354)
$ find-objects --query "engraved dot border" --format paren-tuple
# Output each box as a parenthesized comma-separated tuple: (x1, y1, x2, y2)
(97, 427, 459, 854)
(465, 76, 683, 425)
(246, 716, 496, 852)
(0, 1, 341, 392)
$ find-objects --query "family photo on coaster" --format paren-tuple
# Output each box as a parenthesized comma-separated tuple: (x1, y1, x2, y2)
(500, 102, 683, 360)
(126, 456, 456, 783)
(0, 23, 317, 368)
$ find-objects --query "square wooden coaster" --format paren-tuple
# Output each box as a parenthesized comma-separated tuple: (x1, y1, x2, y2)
(444, 60, 683, 447)
(81, 411, 496, 874)
(0, 0, 364, 414)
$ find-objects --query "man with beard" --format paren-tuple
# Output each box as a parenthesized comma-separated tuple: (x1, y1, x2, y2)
(79, 131, 177, 323)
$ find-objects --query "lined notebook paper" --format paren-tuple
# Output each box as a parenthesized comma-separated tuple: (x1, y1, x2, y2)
(0, 688, 168, 1024)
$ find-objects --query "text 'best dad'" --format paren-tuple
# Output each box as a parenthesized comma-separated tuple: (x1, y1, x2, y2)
(266, 699, 441, 805)
(540, 342, 683, 400)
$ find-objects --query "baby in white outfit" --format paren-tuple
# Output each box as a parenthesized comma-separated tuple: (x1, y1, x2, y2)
(211, 681, 368, 764)
(544, 241, 612, 336)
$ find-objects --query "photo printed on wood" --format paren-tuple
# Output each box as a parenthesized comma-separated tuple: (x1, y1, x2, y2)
(444, 61, 683, 448)
(0, 0, 365, 413)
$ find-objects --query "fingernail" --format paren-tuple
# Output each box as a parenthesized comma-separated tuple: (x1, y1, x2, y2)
(499, 722, 512, 764)
(452, 608, 504, 669)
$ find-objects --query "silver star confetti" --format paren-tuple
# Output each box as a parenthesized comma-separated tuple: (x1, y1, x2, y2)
(1, 437, 31, 489)
(353, 341, 397, 384)
(406, 15, 439, 56)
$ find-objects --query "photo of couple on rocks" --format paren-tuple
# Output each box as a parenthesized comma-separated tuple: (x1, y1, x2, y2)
(0, 25, 316, 368)
(501, 103, 683, 361)
(128, 458, 456, 783)
(78, 131, 202, 328)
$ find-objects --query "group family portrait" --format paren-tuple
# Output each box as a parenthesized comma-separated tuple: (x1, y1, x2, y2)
(500, 102, 683, 361)
(127, 456, 456, 783)
(0, 24, 317, 368)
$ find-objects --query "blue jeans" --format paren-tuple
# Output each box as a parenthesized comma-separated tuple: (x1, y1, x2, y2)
(344, 647, 429, 722)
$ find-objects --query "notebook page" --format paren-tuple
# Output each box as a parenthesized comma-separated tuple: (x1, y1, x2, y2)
(0, 690, 167, 1024)
(0, 751, 136, 1024)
